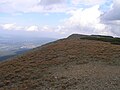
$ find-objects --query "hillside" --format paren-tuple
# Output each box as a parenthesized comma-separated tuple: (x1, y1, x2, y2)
(68, 34, 120, 45)
(0, 34, 120, 90)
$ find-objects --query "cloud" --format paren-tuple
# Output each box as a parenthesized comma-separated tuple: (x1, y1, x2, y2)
(1, 0, 120, 37)
(62, 5, 114, 36)
(100, 0, 120, 36)
(71, 0, 106, 5)
(1, 0, 107, 13)
(101, 20, 120, 36)
(30, 0, 68, 13)
(0, 0, 68, 13)
(66, 5, 101, 27)
(0, 0, 36, 13)
(0, 23, 23, 31)
(0, 23, 66, 36)
(26, 25, 39, 32)
(0, 23, 37, 32)
(102, 0, 120, 21)
(39, 0, 67, 5)
(1, 23, 15, 30)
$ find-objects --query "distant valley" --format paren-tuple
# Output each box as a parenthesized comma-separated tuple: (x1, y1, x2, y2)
(0, 36, 56, 61)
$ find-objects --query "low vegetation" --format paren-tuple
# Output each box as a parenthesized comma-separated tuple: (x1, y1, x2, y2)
(0, 34, 120, 90)
(81, 35, 120, 45)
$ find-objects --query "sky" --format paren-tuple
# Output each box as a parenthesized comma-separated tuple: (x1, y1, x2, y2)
(0, 0, 120, 38)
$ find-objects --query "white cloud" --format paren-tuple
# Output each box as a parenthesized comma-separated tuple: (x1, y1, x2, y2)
(54, 25, 67, 34)
(1, 23, 15, 30)
(0, 0, 68, 13)
(26, 25, 39, 32)
(72, 0, 105, 5)
(0, 24, 39, 32)
(0, 23, 66, 36)
(0, 23, 23, 30)
(40, 25, 67, 34)
(101, 0, 120, 36)
(41, 25, 53, 32)
(1, 0, 120, 37)
(39, 0, 67, 5)
(0, 0, 37, 13)
(101, 20, 120, 36)
(0, 0, 107, 13)
(67, 5, 101, 27)
(62, 5, 113, 36)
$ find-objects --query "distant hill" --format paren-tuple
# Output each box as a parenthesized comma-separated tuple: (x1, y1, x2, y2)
(68, 34, 120, 45)
(0, 34, 120, 90)
(0, 49, 29, 62)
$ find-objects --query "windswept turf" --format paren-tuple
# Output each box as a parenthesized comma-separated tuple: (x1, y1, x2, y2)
(0, 34, 120, 90)
(68, 34, 120, 45)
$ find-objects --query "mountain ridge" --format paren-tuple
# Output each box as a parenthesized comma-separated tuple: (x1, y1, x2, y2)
(0, 34, 120, 90)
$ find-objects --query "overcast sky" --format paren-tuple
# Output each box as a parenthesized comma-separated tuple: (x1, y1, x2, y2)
(0, 0, 120, 38)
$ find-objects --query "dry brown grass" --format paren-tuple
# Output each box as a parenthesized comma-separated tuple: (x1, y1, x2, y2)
(0, 38, 120, 90)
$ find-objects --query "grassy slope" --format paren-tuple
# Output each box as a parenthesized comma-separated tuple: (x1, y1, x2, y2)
(0, 37, 120, 90)
(81, 35, 120, 45)
(68, 34, 120, 45)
